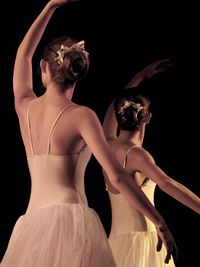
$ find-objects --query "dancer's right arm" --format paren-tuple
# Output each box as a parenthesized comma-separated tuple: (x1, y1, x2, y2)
(76, 106, 177, 263)
(13, 0, 78, 112)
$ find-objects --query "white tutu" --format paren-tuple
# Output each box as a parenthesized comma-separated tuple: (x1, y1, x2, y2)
(1, 203, 116, 267)
(109, 230, 175, 267)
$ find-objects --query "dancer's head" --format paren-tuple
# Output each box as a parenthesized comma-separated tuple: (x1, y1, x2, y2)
(114, 88, 151, 132)
(40, 36, 90, 86)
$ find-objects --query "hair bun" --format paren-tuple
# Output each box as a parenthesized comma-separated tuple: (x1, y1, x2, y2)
(43, 36, 90, 84)
(63, 51, 89, 81)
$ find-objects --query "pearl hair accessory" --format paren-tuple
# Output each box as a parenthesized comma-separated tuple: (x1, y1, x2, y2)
(55, 40, 89, 65)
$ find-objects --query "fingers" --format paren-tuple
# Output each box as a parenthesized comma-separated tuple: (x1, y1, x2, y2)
(154, 67, 165, 73)
(155, 59, 172, 69)
(173, 243, 179, 262)
(144, 58, 172, 78)
(154, 58, 170, 65)
(156, 227, 178, 264)
(165, 250, 171, 264)
(157, 62, 172, 69)
(165, 241, 174, 263)
(156, 234, 162, 252)
(70, 0, 82, 2)
(165, 240, 178, 264)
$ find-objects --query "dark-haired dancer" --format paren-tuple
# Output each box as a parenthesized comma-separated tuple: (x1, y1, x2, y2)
(103, 60, 200, 267)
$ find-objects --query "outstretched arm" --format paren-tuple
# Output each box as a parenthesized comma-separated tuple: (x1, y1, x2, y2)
(77, 106, 177, 263)
(13, 0, 78, 110)
(124, 59, 171, 88)
(103, 59, 171, 140)
(102, 100, 117, 140)
(132, 147, 200, 214)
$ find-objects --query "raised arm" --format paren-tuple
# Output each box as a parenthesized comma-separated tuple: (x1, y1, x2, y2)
(13, 0, 78, 110)
(103, 59, 171, 140)
(102, 100, 118, 140)
(124, 59, 171, 88)
(77, 106, 177, 263)
(131, 147, 200, 214)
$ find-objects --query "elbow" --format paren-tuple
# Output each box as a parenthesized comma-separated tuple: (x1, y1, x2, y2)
(110, 173, 123, 187)
(16, 45, 32, 61)
(109, 169, 129, 190)
(157, 176, 173, 191)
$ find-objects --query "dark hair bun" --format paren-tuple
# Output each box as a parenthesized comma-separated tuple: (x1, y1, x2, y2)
(114, 88, 151, 132)
(63, 51, 89, 81)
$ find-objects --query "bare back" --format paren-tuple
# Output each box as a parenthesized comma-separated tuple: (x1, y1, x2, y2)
(17, 98, 92, 213)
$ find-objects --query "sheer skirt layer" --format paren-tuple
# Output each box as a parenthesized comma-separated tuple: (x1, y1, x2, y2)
(1, 204, 116, 267)
(109, 231, 175, 267)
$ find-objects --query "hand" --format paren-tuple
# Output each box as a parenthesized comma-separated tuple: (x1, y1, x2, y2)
(123, 59, 172, 88)
(49, 0, 81, 8)
(156, 224, 178, 264)
(140, 59, 172, 79)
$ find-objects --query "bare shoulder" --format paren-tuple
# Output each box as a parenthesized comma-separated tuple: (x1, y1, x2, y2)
(129, 146, 155, 164)
(65, 105, 102, 135)
(15, 96, 37, 119)
(72, 105, 97, 115)
(71, 105, 99, 121)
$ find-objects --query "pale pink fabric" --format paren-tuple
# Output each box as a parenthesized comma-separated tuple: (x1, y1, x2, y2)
(1, 204, 116, 267)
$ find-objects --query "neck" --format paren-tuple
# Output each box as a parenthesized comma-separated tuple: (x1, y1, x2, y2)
(118, 124, 146, 146)
(44, 82, 75, 103)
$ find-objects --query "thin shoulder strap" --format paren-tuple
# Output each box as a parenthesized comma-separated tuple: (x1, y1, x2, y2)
(123, 145, 138, 168)
(47, 104, 75, 154)
(27, 101, 34, 155)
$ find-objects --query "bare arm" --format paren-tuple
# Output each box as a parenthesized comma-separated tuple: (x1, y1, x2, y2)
(102, 100, 117, 140)
(76, 106, 177, 263)
(124, 59, 171, 88)
(13, 0, 78, 110)
(103, 59, 171, 140)
(132, 147, 200, 214)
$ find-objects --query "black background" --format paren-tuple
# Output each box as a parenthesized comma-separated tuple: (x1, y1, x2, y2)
(0, 1, 199, 266)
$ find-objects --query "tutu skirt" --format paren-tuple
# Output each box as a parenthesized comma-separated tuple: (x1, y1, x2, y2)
(109, 231, 175, 267)
(1, 203, 116, 267)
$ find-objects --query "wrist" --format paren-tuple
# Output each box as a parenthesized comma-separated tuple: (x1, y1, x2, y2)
(46, 1, 60, 10)
(156, 222, 168, 232)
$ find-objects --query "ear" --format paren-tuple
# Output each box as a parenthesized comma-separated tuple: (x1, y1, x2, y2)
(146, 112, 152, 124)
(40, 59, 47, 73)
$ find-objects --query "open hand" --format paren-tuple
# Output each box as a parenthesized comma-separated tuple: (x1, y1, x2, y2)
(123, 58, 172, 88)
(49, 0, 81, 8)
(156, 225, 178, 264)
(141, 59, 172, 79)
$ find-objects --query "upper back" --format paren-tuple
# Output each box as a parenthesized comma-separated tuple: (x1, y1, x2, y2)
(18, 97, 87, 157)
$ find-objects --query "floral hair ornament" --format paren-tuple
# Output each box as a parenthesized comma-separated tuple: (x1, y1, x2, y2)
(119, 100, 144, 122)
(55, 40, 89, 66)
